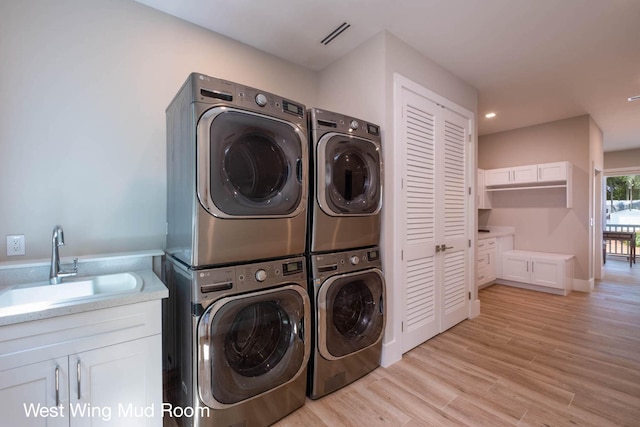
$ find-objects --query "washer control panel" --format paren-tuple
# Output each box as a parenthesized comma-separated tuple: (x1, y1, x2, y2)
(192, 73, 306, 125)
(311, 246, 381, 280)
(193, 256, 306, 303)
(310, 108, 381, 142)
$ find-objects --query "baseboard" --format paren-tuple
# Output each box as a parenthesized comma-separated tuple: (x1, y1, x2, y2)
(494, 279, 569, 296)
(380, 339, 402, 368)
(572, 277, 593, 292)
(469, 299, 481, 318)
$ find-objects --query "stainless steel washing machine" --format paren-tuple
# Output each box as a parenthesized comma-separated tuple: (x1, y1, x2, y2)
(308, 108, 382, 253)
(163, 255, 310, 427)
(307, 246, 385, 399)
(166, 73, 308, 267)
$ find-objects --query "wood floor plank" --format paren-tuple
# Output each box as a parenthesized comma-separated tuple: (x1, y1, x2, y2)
(274, 258, 640, 426)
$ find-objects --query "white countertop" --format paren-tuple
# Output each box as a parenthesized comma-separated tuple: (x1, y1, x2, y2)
(0, 251, 167, 326)
(477, 226, 515, 240)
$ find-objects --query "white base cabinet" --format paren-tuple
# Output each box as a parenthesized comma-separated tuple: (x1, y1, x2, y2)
(477, 238, 496, 286)
(0, 301, 162, 427)
(501, 250, 574, 295)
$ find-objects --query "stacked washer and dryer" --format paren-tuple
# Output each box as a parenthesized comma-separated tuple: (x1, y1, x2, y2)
(306, 108, 386, 399)
(164, 74, 311, 427)
(163, 73, 386, 427)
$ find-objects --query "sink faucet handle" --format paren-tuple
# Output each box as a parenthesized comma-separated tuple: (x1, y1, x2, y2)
(72, 258, 78, 270)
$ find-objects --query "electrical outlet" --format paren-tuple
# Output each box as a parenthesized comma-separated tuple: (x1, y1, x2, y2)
(6, 235, 25, 256)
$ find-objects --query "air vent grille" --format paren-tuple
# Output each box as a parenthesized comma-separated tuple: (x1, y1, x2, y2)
(321, 22, 351, 45)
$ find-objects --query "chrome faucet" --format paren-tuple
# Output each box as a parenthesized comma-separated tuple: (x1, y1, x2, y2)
(50, 225, 78, 284)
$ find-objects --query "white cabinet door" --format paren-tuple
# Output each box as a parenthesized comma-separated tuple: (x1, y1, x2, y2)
(484, 167, 511, 186)
(69, 336, 162, 427)
(512, 165, 538, 183)
(502, 252, 530, 282)
(485, 251, 497, 283)
(477, 251, 487, 284)
(0, 357, 68, 427)
(477, 238, 497, 286)
(537, 162, 567, 182)
(530, 257, 563, 289)
(477, 169, 492, 209)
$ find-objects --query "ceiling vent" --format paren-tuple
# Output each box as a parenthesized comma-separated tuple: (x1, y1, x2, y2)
(321, 22, 351, 45)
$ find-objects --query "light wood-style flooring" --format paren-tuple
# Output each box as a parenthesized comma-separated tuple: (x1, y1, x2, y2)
(274, 258, 640, 426)
(164, 258, 640, 426)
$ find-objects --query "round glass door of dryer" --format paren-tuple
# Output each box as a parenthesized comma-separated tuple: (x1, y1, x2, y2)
(317, 269, 385, 359)
(196, 285, 309, 407)
(317, 134, 381, 216)
(197, 108, 306, 218)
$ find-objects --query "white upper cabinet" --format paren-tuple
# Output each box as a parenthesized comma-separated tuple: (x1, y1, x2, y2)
(477, 169, 492, 209)
(537, 161, 568, 182)
(485, 161, 570, 187)
(484, 167, 511, 186)
(482, 161, 572, 208)
(512, 165, 538, 183)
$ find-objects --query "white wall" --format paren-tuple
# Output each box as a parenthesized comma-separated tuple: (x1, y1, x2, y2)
(0, 0, 317, 261)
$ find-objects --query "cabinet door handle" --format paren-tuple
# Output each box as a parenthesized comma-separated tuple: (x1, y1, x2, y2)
(526, 261, 529, 272)
(531, 262, 534, 273)
(55, 366, 60, 407)
(77, 360, 81, 400)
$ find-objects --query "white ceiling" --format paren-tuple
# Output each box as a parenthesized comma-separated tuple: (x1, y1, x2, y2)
(136, 0, 640, 152)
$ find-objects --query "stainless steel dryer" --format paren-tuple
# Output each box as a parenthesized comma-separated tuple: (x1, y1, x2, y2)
(307, 246, 385, 399)
(166, 73, 308, 267)
(164, 255, 310, 427)
(308, 108, 382, 253)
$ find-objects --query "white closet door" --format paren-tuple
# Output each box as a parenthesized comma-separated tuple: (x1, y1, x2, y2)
(438, 108, 469, 331)
(401, 89, 439, 352)
(397, 78, 472, 354)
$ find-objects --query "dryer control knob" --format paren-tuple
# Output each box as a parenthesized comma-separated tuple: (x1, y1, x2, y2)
(255, 269, 268, 282)
(349, 120, 359, 130)
(349, 256, 360, 265)
(255, 93, 268, 107)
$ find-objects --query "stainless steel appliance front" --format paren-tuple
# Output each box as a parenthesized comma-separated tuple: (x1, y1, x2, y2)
(164, 255, 310, 427)
(308, 108, 382, 253)
(307, 246, 385, 399)
(166, 73, 308, 267)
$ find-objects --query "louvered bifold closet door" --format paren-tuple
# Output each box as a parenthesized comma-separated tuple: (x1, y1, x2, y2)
(401, 90, 440, 353)
(438, 108, 469, 332)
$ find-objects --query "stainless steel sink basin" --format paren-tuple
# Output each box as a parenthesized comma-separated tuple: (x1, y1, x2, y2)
(0, 272, 143, 313)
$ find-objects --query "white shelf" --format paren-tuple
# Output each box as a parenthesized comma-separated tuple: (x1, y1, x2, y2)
(486, 184, 567, 192)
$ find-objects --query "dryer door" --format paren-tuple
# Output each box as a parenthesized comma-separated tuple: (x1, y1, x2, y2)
(317, 269, 385, 360)
(197, 107, 307, 218)
(197, 285, 310, 408)
(317, 133, 382, 216)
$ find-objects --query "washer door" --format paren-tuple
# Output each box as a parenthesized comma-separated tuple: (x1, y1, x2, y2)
(317, 133, 382, 216)
(197, 107, 307, 218)
(197, 285, 310, 408)
(318, 269, 385, 360)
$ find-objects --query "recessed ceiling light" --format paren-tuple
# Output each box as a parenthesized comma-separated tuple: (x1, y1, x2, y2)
(485, 112, 497, 118)
(628, 95, 640, 102)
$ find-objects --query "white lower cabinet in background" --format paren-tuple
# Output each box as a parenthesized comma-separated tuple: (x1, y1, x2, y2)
(477, 238, 496, 286)
(0, 301, 162, 427)
(502, 250, 574, 295)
